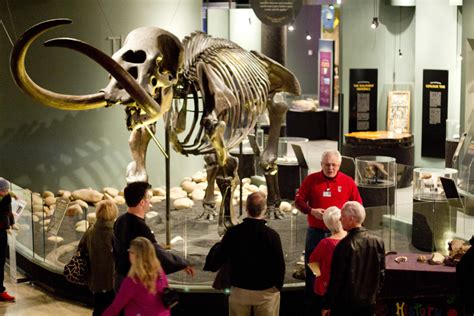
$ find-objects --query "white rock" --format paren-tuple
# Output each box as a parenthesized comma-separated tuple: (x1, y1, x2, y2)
(42, 191, 54, 198)
(87, 212, 97, 225)
(32, 193, 43, 205)
(258, 185, 268, 194)
(75, 220, 89, 232)
(170, 190, 187, 201)
(60, 191, 72, 200)
(173, 197, 194, 209)
(192, 170, 207, 183)
(103, 187, 119, 197)
(67, 204, 84, 216)
(40, 219, 51, 226)
(279, 201, 292, 212)
(151, 196, 165, 204)
(196, 182, 208, 190)
(182, 176, 192, 182)
(181, 180, 197, 193)
(114, 195, 126, 205)
(32, 203, 43, 213)
(242, 178, 251, 185)
(247, 184, 259, 193)
(153, 187, 166, 197)
(47, 236, 64, 243)
(72, 189, 104, 203)
(145, 211, 159, 219)
(44, 196, 56, 206)
(191, 189, 205, 201)
(32, 215, 39, 223)
(33, 212, 44, 220)
(71, 199, 89, 210)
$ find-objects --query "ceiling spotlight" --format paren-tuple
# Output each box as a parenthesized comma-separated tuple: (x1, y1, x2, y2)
(370, 17, 379, 29)
(329, 4, 334, 10)
(306, 32, 312, 41)
(288, 24, 295, 32)
(337, 0, 342, 4)
(398, 49, 403, 58)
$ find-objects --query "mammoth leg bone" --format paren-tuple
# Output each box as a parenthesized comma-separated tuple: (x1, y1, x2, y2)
(216, 153, 239, 237)
(260, 97, 288, 219)
(197, 153, 219, 221)
(126, 124, 156, 183)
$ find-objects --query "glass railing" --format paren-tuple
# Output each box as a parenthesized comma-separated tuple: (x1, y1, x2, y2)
(7, 173, 474, 291)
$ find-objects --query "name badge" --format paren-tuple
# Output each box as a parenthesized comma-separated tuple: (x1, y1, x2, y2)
(323, 191, 331, 197)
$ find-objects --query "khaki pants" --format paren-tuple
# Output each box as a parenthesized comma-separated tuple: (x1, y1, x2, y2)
(229, 286, 280, 316)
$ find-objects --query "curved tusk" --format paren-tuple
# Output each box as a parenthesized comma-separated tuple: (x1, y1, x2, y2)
(10, 18, 106, 110)
(44, 37, 162, 124)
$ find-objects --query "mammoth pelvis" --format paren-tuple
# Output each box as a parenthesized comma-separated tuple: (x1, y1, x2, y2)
(11, 19, 301, 234)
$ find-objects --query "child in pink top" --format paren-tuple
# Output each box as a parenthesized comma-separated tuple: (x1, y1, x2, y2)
(309, 207, 347, 296)
(103, 237, 171, 316)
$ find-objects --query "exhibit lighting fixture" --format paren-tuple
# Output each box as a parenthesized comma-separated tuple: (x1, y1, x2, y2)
(337, 0, 342, 4)
(371, 0, 379, 29)
(371, 17, 379, 29)
(306, 32, 312, 41)
(288, 24, 295, 31)
(329, 4, 334, 10)
(398, 49, 403, 58)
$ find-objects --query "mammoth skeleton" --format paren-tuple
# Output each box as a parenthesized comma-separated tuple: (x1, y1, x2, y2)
(11, 19, 301, 233)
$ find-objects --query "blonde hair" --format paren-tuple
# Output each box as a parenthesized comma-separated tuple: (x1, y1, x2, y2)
(95, 200, 118, 221)
(323, 206, 343, 233)
(128, 237, 162, 294)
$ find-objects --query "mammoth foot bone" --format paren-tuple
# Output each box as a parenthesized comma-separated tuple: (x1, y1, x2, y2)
(197, 202, 218, 221)
(266, 205, 286, 220)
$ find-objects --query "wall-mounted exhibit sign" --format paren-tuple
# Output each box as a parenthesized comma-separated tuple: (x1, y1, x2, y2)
(250, 0, 302, 27)
(387, 91, 411, 133)
(422, 69, 448, 158)
(319, 39, 335, 109)
(349, 69, 378, 132)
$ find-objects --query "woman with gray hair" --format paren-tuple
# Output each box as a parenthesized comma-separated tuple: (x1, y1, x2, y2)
(308, 206, 347, 312)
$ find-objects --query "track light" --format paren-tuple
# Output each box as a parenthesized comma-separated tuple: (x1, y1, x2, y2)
(370, 17, 379, 29)
(306, 32, 312, 41)
(288, 24, 295, 32)
(398, 49, 403, 58)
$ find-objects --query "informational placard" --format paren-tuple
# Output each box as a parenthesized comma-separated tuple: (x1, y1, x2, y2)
(422, 69, 448, 158)
(11, 199, 26, 219)
(47, 197, 69, 235)
(319, 39, 335, 109)
(250, 0, 302, 27)
(387, 91, 411, 133)
(349, 69, 378, 132)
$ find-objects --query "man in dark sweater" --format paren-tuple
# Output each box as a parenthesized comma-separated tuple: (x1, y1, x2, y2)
(207, 191, 285, 316)
(112, 181, 194, 291)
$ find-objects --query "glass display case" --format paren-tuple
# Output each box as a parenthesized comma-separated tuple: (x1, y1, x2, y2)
(413, 167, 458, 201)
(355, 156, 397, 230)
(412, 168, 458, 255)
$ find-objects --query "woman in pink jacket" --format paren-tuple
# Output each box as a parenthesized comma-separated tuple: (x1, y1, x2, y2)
(103, 237, 171, 316)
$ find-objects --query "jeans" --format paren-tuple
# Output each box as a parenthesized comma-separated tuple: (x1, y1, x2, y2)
(304, 227, 330, 315)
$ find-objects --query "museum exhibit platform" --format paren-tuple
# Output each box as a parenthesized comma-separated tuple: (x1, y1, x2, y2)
(7, 177, 473, 315)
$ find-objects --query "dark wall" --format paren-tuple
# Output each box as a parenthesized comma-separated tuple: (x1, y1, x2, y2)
(287, 5, 321, 95)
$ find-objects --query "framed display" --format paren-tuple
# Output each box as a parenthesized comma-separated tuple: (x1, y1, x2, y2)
(387, 91, 411, 133)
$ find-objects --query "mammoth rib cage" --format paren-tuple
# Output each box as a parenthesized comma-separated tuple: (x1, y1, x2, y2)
(171, 50, 271, 156)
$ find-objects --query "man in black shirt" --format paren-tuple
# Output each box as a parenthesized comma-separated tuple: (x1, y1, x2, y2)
(113, 181, 194, 290)
(205, 191, 285, 316)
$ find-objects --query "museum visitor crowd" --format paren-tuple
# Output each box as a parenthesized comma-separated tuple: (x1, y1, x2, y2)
(0, 149, 473, 315)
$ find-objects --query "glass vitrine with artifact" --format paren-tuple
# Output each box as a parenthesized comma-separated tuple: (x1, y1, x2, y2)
(355, 156, 397, 230)
(412, 167, 458, 255)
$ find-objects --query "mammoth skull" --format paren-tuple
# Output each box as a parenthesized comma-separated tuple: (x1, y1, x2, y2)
(102, 27, 184, 130)
(10, 19, 184, 130)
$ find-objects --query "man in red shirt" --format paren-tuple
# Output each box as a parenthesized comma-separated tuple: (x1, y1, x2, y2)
(295, 150, 362, 315)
